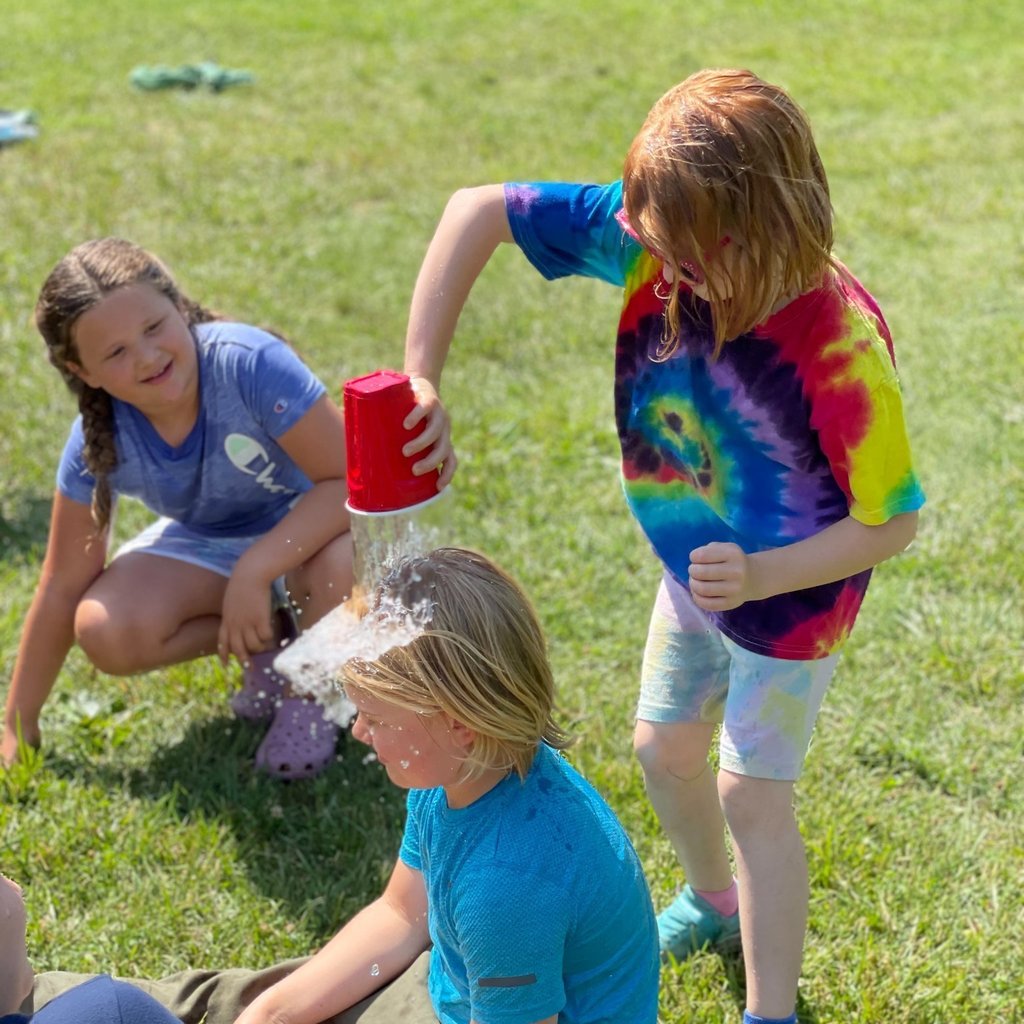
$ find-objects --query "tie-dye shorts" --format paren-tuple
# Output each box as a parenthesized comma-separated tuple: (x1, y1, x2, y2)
(636, 573, 840, 781)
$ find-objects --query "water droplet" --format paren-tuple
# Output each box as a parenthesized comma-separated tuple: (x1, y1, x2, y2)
(370, 963, 380, 977)
(362, 752, 378, 765)
(399, 760, 410, 769)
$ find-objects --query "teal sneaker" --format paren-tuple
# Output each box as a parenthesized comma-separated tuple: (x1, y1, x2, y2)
(657, 884, 741, 960)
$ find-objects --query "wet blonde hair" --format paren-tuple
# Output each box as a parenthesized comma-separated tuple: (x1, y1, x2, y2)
(34, 238, 219, 536)
(342, 547, 573, 780)
(623, 68, 835, 358)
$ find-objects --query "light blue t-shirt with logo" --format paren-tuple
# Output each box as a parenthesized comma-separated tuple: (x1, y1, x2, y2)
(56, 321, 327, 538)
(399, 744, 660, 1024)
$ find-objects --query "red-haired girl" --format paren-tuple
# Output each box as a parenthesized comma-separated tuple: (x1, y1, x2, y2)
(399, 69, 925, 1024)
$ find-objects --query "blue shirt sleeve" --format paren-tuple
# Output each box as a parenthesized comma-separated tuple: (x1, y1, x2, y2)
(398, 789, 425, 871)
(227, 325, 327, 440)
(55, 418, 95, 505)
(504, 180, 633, 287)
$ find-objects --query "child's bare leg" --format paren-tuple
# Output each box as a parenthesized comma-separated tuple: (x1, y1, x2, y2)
(719, 770, 805, 1019)
(74, 554, 227, 675)
(283, 531, 354, 631)
(634, 719, 733, 890)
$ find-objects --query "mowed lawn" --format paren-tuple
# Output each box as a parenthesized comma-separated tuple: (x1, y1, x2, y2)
(1, 2, 1021, 1021)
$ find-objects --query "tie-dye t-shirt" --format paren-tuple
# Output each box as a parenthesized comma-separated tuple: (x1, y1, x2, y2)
(505, 180, 925, 660)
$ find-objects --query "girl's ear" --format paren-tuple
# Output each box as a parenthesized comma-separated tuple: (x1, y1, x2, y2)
(64, 360, 98, 388)
(446, 716, 477, 752)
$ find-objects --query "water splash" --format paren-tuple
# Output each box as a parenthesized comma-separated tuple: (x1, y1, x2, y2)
(271, 491, 448, 726)
(274, 593, 429, 726)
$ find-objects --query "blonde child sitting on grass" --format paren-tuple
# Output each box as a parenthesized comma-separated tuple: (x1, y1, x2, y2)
(13, 549, 660, 1024)
(236, 546, 660, 1024)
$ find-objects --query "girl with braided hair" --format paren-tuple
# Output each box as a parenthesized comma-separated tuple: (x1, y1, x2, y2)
(2, 239, 354, 779)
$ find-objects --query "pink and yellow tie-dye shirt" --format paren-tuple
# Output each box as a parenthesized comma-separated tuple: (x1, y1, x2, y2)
(505, 180, 925, 660)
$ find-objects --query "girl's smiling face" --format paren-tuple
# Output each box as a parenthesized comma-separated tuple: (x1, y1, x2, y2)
(68, 282, 199, 426)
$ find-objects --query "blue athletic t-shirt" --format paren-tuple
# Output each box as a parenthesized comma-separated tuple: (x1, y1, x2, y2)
(399, 744, 659, 1024)
(1, 976, 178, 1024)
(56, 321, 327, 538)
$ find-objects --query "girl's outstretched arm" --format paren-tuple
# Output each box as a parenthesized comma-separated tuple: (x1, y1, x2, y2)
(402, 184, 513, 487)
(235, 859, 430, 1024)
(2, 493, 107, 764)
(218, 394, 350, 666)
(688, 510, 919, 612)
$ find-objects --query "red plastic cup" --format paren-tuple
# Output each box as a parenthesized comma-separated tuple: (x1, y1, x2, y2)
(343, 370, 441, 514)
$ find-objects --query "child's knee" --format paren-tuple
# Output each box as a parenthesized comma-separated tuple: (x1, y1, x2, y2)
(717, 770, 796, 840)
(320, 530, 354, 591)
(290, 532, 355, 617)
(633, 719, 710, 783)
(74, 601, 141, 676)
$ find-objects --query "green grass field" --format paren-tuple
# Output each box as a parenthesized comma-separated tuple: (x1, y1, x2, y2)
(2, 2, 1022, 1021)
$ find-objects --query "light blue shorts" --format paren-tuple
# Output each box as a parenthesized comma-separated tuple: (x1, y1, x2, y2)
(114, 517, 258, 579)
(637, 574, 839, 781)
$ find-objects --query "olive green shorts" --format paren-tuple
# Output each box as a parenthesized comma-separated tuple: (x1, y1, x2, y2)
(26, 951, 435, 1024)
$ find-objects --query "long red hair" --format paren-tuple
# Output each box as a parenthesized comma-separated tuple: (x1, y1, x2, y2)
(623, 68, 835, 358)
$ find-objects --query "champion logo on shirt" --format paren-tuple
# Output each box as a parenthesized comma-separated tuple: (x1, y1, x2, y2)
(224, 433, 294, 495)
(273, 398, 289, 414)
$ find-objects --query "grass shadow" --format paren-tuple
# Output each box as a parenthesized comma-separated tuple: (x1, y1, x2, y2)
(660, 945, 820, 1023)
(719, 947, 746, 1014)
(52, 712, 406, 938)
(796, 989, 821, 1024)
